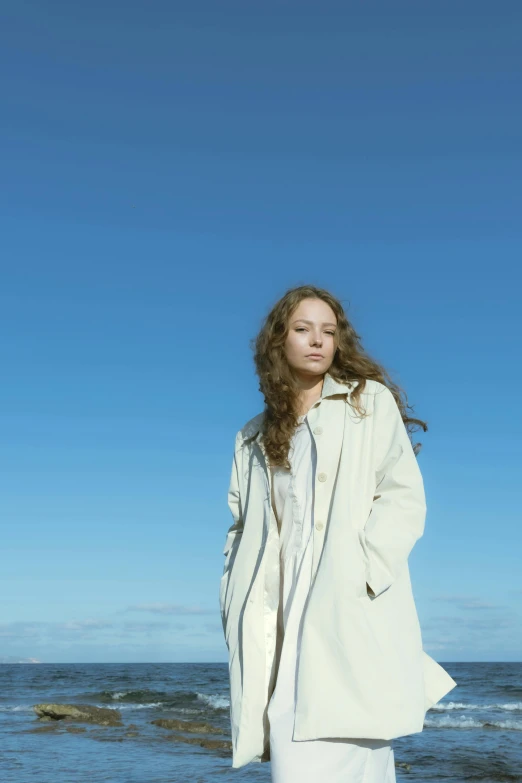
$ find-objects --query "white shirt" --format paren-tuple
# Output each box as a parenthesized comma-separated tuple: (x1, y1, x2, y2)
(270, 412, 317, 633)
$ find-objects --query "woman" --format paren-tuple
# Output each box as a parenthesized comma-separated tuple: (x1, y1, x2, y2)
(219, 285, 457, 778)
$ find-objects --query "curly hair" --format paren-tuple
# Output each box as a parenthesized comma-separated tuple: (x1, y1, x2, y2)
(251, 284, 428, 469)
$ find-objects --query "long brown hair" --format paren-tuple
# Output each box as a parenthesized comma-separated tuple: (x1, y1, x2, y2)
(251, 284, 427, 469)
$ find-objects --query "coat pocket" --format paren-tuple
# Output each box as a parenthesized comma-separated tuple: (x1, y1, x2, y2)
(355, 528, 372, 598)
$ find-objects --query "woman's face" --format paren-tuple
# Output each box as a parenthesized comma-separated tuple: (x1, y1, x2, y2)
(284, 298, 338, 379)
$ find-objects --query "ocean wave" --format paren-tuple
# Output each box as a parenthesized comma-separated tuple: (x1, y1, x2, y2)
(93, 689, 230, 712)
(431, 701, 522, 712)
(196, 692, 230, 710)
(99, 689, 167, 703)
(424, 715, 522, 730)
(96, 701, 164, 711)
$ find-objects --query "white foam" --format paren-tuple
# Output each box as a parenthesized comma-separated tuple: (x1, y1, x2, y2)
(196, 692, 230, 710)
(430, 701, 522, 712)
(95, 701, 163, 711)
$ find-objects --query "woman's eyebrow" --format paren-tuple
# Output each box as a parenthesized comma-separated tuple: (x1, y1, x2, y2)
(291, 318, 337, 327)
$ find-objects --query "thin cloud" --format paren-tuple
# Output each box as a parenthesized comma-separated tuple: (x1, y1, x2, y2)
(431, 595, 502, 610)
(122, 621, 175, 632)
(59, 619, 113, 631)
(126, 603, 214, 616)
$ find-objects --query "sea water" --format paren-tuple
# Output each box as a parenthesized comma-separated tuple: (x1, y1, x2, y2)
(0, 661, 520, 782)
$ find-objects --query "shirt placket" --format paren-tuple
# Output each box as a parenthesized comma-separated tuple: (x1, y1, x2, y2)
(299, 402, 321, 550)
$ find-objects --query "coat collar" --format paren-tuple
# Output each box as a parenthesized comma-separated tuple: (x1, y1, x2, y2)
(240, 371, 356, 445)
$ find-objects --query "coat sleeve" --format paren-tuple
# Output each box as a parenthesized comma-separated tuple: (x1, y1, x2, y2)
(358, 385, 427, 598)
(222, 430, 244, 576)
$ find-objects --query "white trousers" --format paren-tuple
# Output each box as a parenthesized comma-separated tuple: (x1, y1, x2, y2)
(267, 524, 396, 783)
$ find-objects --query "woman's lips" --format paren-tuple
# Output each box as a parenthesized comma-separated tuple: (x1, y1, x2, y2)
(307, 354, 323, 359)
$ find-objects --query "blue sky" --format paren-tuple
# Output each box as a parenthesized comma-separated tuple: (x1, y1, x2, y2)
(1, 1, 520, 664)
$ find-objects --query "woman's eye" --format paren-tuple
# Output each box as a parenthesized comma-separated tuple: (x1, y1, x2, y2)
(296, 328, 335, 335)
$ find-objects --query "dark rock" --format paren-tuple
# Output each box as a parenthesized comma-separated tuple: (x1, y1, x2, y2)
(90, 734, 125, 743)
(33, 703, 122, 726)
(151, 718, 221, 735)
(162, 734, 232, 750)
(23, 724, 63, 734)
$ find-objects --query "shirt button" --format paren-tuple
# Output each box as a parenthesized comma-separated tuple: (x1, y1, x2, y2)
(317, 472, 327, 482)
(314, 426, 323, 435)
(315, 520, 324, 531)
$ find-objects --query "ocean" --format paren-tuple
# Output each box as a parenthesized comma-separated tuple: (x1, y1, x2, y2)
(0, 661, 520, 782)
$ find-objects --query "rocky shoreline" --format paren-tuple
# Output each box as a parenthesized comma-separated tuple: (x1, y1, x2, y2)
(23, 703, 414, 770)
(24, 702, 233, 752)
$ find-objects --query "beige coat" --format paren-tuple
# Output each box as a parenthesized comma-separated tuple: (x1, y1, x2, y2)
(219, 373, 457, 769)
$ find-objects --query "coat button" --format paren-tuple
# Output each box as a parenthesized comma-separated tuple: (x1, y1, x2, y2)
(315, 520, 324, 530)
(314, 426, 323, 435)
(317, 472, 327, 482)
